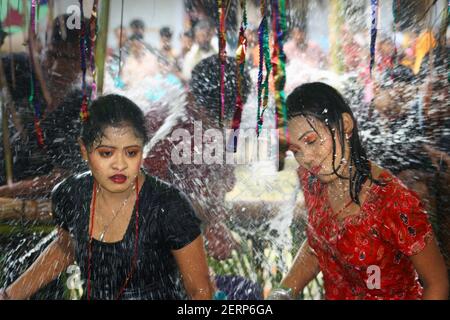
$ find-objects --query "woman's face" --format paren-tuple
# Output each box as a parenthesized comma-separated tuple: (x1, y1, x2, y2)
(81, 125, 144, 194)
(287, 116, 350, 183)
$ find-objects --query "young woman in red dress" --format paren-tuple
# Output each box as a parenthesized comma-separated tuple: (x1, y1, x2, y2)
(279, 82, 448, 300)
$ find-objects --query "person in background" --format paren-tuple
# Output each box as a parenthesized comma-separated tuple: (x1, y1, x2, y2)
(107, 26, 129, 58)
(144, 56, 251, 262)
(159, 26, 177, 64)
(129, 19, 146, 39)
(284, 26, 327, 69)
(176, 29, 194, 73)
(246, 26, 260, 68)
(121, 34, 159, 88)
(157, 26, 183, 79)
(0, 14, 89, 199)
(181, 20, 217, 80)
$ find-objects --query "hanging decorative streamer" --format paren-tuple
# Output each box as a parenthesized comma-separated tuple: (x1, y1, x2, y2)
(89, 0, 98, 101)
(79, 0, 89, 121)
(271, 0, 289, 170)
(218, 0, 227, 124)
(229, 0, 247, 152)
(28, 0, 45, 147)
(255, 0, 271, 136)
(369, 0, 379, 77)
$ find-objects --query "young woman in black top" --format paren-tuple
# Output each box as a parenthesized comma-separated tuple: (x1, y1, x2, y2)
(0, 94, 213, 300)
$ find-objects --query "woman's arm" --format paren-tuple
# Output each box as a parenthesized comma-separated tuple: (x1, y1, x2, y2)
(410, 234, 449, 300)
(279, 240, 320, 298)
(172, 235, 213, 300)
(2, 228, 75, 300)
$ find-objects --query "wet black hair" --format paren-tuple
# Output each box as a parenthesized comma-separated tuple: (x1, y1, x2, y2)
(190, 55, 251, 122)
(80, 94, 149, 151)
(287, 82, 383, 205)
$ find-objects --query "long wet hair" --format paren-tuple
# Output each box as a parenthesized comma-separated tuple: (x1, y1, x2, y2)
(80, 94, 149, 151)
(287, 82, 382, 205)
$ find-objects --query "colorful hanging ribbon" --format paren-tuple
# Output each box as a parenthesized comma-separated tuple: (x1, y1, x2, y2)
(79, 0, 89, 121)
(229, 0, 247, 152)
(218, 0, 227, 124)
(369, 0, 379, 77)
(28, 0, 45, 147)
(256, 0, 271, 136)
(271, 0, 289, 169)
(89, 0, 98, 101)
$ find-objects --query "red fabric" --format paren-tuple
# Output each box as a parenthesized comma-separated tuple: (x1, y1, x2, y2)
(299, 167, 433, 300)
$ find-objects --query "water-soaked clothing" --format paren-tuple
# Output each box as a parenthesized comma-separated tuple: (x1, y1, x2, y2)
(52, 171, 201, 300)
(299, 166, 433, 300)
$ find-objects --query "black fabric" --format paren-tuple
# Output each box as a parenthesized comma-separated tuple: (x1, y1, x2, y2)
(51, 171, 202, 300)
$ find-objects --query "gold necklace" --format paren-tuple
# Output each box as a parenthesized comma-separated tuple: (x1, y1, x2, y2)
(96, 186, 135, 242)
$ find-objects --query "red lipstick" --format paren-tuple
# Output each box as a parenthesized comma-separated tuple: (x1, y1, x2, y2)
(109, 174, 127, 184)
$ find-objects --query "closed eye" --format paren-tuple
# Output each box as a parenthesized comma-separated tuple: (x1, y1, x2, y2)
(303, 133, 318, 145)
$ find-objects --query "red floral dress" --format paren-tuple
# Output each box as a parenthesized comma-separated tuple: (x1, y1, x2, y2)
(299, 166, 433, 300)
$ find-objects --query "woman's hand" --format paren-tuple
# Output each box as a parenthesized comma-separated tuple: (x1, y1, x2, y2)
(278, 240, 320, 299)
(4, 228, 75, 300)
